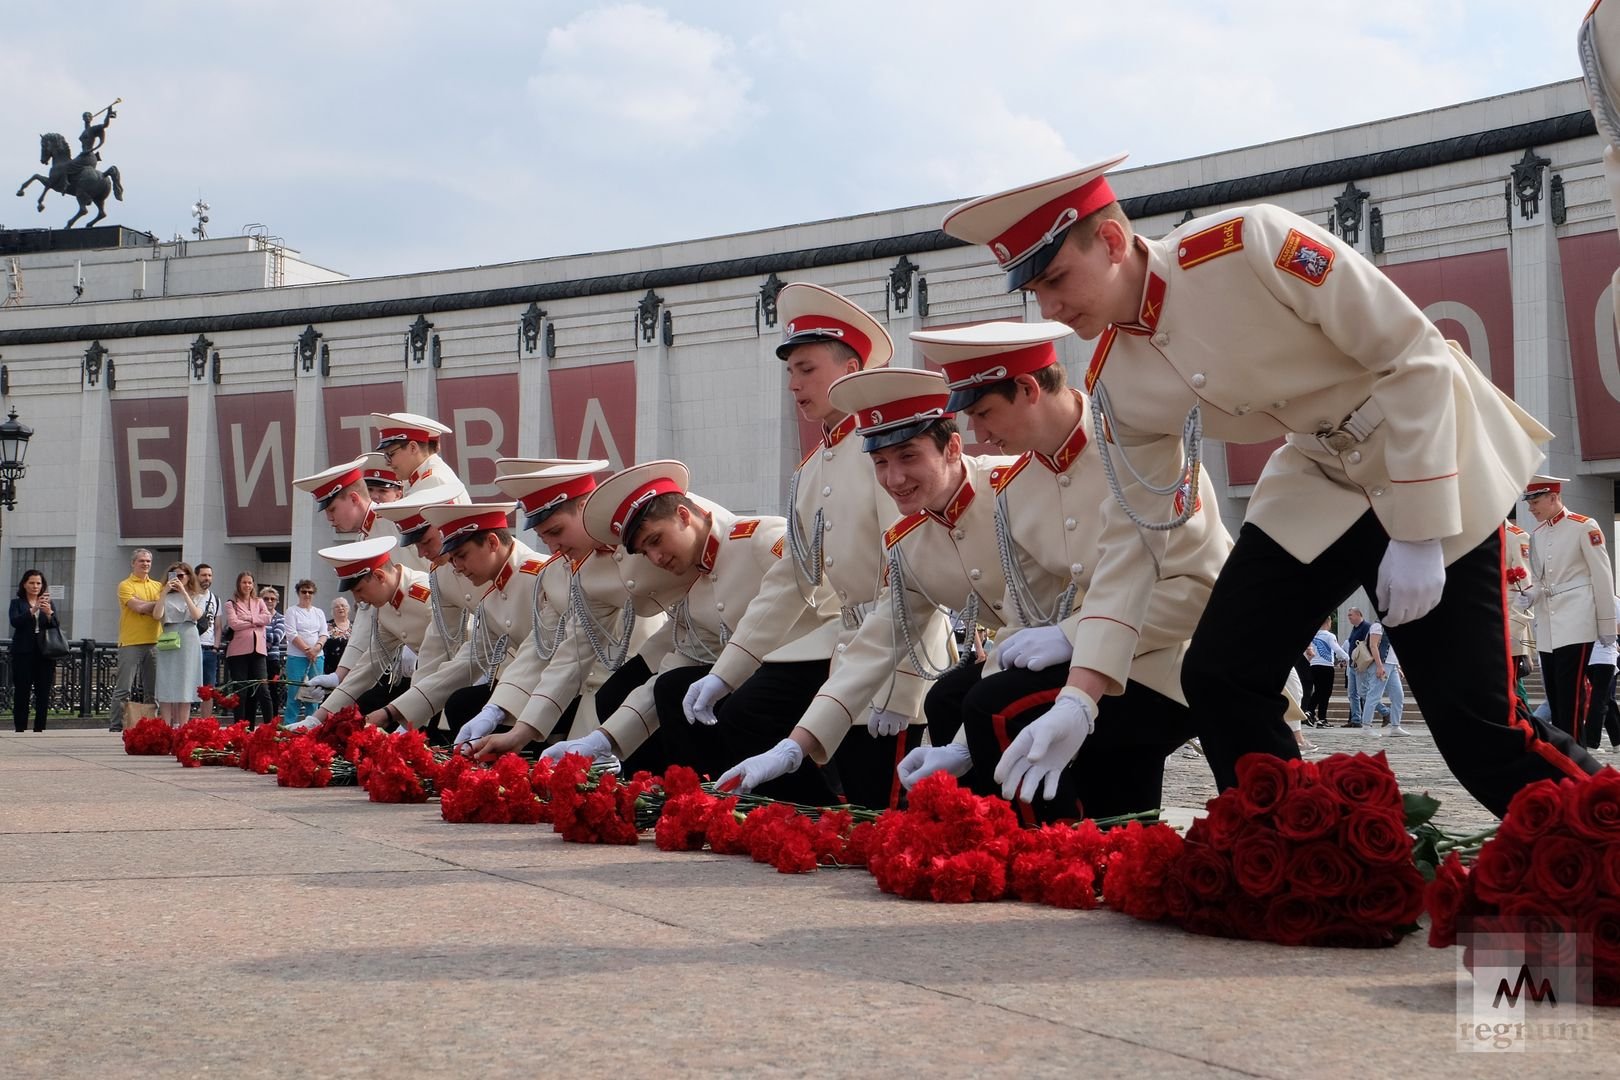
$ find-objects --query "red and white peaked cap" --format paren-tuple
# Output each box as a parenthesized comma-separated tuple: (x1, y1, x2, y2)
(828, 368, 952, 452)
(494, 457, 579, 479)
(496, 460, 610, 531)
(1523, 475, 1568, 499)
(420, 503, 516, 555)
(360, 452, 403, 489)
(372, 483, 469, 546)
(370, 411, 451, 450)
(582, 460, 691, 553)
(912, 320, 1074, 413)
(294, 456, 369, 511)
(776, 282, 893, 368)
(942, 153, 1129, 291)
(319, 536, 399, 591)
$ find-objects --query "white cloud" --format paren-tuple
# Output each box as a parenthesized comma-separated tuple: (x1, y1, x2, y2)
(527, 4, 762, 156)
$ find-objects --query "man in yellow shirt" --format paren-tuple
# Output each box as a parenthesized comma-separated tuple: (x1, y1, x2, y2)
(110, 548, 165, 731)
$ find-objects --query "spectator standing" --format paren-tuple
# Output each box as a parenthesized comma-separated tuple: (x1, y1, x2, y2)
(9, 569, 60, 732)
(1304, 618, 1348, 728)
(261, 587, 288, 718)
(1342, 607, 1371, 727)
(153, 563, 204, 728)
(283, 580, 328, 726)
(109, 549, 164, 731)
(1360, 620, 1411, 738)
(323, 597, 352, 675)
(194, 564, 220, 688)
(1586, 606, 1620, 753)
(223, 573, 275, 728)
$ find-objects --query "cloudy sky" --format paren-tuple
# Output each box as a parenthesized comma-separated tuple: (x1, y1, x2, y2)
(0, 1, 1592, 278)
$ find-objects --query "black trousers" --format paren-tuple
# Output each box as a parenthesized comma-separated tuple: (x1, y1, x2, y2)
(11, 653, 53, 732)
(353, 676, 411, 717)
(1541, 643, 1595, 742)
(1584, 664, 1620, 750)
(1307, 665, 1336, 727)
(1181, 514, 1599, 819)
(226, 653, 275, 728)
(961, 664, 1195, 825)
(438, 684, 493, 748)
(923, 660, 989, 788)
(652, 659, 830, 789)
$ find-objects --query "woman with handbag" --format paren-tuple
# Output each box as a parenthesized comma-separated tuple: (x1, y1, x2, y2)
(9, 569, 63, 732)
(224, 572, 275, 729)
(154, 562, 205, 728)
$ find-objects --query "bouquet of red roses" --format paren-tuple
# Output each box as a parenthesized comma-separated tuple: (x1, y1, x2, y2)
(1426, 769, 1620, 1005)
(1142, 751, 1426, 946)
(122, 716, 174, 756)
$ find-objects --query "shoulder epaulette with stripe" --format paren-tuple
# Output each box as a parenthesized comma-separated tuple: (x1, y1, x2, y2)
(884, 513, 927, 549)
(1568, 512, 1591, 523)
(406, 582, 432, 603)
(1505, 522, 1526, 535)
(730, 519, 761, 540)
(1176, 217, 1244, 270)
(989, 454, 1033, 494)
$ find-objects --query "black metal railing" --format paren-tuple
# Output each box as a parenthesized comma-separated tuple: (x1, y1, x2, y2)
(0, 639, 133, 717)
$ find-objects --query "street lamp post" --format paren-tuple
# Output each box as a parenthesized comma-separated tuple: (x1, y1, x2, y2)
(0, 407, 33, 511)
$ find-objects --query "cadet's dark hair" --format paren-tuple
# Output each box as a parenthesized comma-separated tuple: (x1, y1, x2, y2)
(919, 417, 958, 451)
(633, 492, 703, 525)
(462, 528, 514, 549)
(980, 364, 1067, 404)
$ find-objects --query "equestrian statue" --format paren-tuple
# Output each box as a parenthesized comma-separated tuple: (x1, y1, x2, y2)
(15, 100, 126, 228)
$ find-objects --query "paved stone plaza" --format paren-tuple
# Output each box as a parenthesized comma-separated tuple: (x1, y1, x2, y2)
(3, 727, 1614, 1078)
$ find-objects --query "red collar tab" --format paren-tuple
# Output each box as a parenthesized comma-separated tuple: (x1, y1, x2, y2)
(939, 341, 1058, 393)
(1035, 399, 1089, 473)
(520, 473, 597, 516)
(489, 560, 515, 595)
(1083, 327, 1118, 395)
(990, 175, 1116, 270)
(1550, 510, 1567, 526)
(697, 531, 722, 575)
(783, 314, 872, 362)
(928, 477, 976, 528)
(611, 477, 683, 539)
(408, 464, 434, 486)
(1117, 272, 1167, 336)
(314, 466, 363, 502)
(823, 413, 859, 449)
(389, 583, 406, 610)
(853, 393, 953, 436)
(360, 506, 377, 537)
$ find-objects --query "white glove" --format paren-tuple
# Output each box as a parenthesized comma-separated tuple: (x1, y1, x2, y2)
(994, 625, 1073, 671)
(1515, 586, 1539, 610)
(306, 672, 340, 690)
(1375, 538, 1446, 627)
(867, 707, 909, 738)
(897, 742, 973, 790)
(282, 716, 321, 733)
(716, 738, 805, 795)
(994, 687, 1097, 804)
(540, 729, 614, 763)
(454, 703, 505, 747)
(682, 673, 732, 726)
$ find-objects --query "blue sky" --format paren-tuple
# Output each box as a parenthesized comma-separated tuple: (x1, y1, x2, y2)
(0, 1, 1593, 278)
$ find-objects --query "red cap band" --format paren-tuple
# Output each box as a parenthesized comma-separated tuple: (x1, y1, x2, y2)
(313, 466, 363, 501)
(939, 342, 1059, 391)
(782, 314, 873, 362)
(990, 176, 1116, 269)
(1526, 481, 1562, 495)
(520, 473, 598, 516)
(853, 393, 952, 433)
(333, 551, 391, 578)
(438, 509, 512, 546)
(379, 425, 434, 444)
(612, 477, 683, 537)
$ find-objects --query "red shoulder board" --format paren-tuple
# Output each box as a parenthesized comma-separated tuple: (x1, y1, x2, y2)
(1176, 218, 1244, 269)
(1592, 530, 1605, 547)
(1084, 326, 1118, 395)
(519, 558, 545, 575)
(729, 519, 761, 540)
(884, 513, 927, 549)
(407, 582, 432, 603)
(770, 536, 785, 559)
(1505, 521, 1525, 535)
(989, 454, 1033, 494)
(1568, 512, 1591, 523)
(1274, 229, 1334, 286)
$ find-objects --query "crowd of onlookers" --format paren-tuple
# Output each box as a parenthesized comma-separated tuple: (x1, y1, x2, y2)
(5, 549, 355, 733)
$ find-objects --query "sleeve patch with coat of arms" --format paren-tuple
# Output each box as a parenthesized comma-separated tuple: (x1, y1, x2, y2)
(1274, 229, 1334, 286)
(1592, 530, 1605, 547)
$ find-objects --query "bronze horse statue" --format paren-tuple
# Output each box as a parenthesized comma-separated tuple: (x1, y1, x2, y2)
(15, 132, 124, 228)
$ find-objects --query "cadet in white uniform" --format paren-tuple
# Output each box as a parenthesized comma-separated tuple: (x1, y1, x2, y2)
(369, 412, 461, 497)
(1521, 476, 1618, 740)
(308, 537, 434, 721)
(360, 452, 404, 503)
(943, 156, 1598, 816)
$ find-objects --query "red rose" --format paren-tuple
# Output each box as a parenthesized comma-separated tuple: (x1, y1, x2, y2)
(1601, 843, 1620, 898)
(1528, 834, 1598, 904)
(1471, 836, 1530, 903)
(1266, 894, 1335, 946)
(1198, 792, 1248, 852)
(1346, 865, 1426, 928)
(1178, 842, 1234, 903)
(1315, 751, 1401, 812)
(1589, 897, 1620, 967)
(1226, 895, 1269, 939)
(1273, 784, 1343, 842)
(1233, 754, 1293, 818)
(1286, 840, 1362, 900)
(1341, 808, 1412, 865)
(1182, 905, 1238, 939)
(1425, 852, 1470, 948)
(1497, 779, 1565, 846)
(1562, 768, 1620, 843)
(1230, 828, 1288, 898)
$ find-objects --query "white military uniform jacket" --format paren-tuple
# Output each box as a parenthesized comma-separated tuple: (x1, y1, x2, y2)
(392, 537, 542, 725)
(410, 556, 476, 681)
(481, 551, 572, 721)
(601, 504, 838, 757)
(336, 506, 427, 673)
(1072, 203, 1551, 695)
(514, 548, 687, 741)
(797, 454, 1016, 756)
(323, 565, 434, 714)
(1505, 520, 1534, 657)
(995, 391, 1230, 705)
(403, 453, 460, 500)
(1530, 509, 1618, 651)
(709, 414, 940, 732)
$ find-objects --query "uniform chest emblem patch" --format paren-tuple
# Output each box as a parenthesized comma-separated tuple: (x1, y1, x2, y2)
(1275, 229, 1334, 286)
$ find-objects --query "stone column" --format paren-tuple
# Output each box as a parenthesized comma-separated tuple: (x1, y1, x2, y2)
(288, 351, 325, 588)
(71, 371, 116, 641)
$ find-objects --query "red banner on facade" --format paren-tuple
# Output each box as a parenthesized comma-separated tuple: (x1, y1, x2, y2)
(548, 362, 636, 471)
(216, 391, 295, 537)
(1559, 231, 1620, 461)
(110, 397, 188, 540)
(321, 382, 406, 468)
(436, 373, 521, 498)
